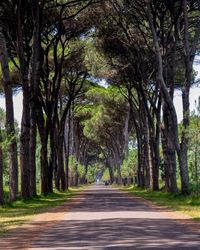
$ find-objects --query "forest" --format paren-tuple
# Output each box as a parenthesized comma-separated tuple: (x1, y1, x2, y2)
(0, 0, 200, 206)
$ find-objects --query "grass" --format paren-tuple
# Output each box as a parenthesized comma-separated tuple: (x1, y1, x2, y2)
(0, 187, 83, 237)
(123, 185, 200, 221)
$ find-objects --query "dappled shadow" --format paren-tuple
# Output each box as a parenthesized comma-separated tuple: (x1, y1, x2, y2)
(1, 218, 200, 250)
(66, 185, 169, 213)
(0, 221, 59, 249)
(1, 185, 200, 250)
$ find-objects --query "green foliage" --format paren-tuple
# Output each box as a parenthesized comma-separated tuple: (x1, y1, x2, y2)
(86, 165, 97, 183)
(101, 168, 110, 182)
(68, 155, 85, 179)
(187, 98, 200, 195)
(83, 85, 127, 143)
(0, 58, 20, 95)
(84, 38, 112, 79)
(77, 163, 85, 179)
(69, 155, 78, 176)
(176, 97, 200, 194)
(0, 108, 9, 185)
(121, 149, 137, 178)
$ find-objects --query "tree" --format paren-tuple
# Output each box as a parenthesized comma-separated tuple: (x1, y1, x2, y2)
(0, 109, 4, 205)
(0, 28, 19, 201)
(188, 97, 200, 195)
(178, 0, 200, 194)
(0, 0, 101, 197)
(82, 86, 131, 183)
(87, 1, 162, 189)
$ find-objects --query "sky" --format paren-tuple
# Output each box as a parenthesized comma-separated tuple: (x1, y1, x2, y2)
(0, 68, 200, 125)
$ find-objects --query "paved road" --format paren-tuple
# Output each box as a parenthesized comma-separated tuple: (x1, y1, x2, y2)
(29, 185, 200, 250)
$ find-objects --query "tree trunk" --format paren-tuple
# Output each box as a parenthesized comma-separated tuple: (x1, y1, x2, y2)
(178, 79, 190, 193)
(123, 103, 130, 159)
(36, 107, 49, 195)
(40, 139, 49, 195)
(137, 133, 145, 188)
(107, 159, 114, 184)
(162, 105, 178, 193)
(56, 107, 68, 191)
(29, 107, 37, 196)
(177, 0, 200, 194)
(0, 128, 3, 205)
(56, 132, 66, 191)
(152, 104, 161, 191)
(0, 30, 19, 201)
(64, 111, 71, 190)
(148, 6, 179, 193)
(49, 124, 56, 193)
(29, 0, 42, 196)
(151, 138, 159, 191)
(112, 146, 122, 185)
(15, 2, 31, 199)
(143, 112, 152, 188)
(74, 164, 79, 187)
(20, 81, 31, 199)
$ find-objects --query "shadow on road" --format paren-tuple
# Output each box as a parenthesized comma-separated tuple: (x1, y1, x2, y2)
(1, 185, 200, 250)
(31, 218, 200, 250)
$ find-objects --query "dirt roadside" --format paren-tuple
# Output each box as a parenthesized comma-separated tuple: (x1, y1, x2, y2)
(0, 186, 200, 250)
(0, 192, 86, 250)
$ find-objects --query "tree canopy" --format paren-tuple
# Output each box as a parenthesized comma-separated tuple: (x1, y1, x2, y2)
(0, 0, 200, 205)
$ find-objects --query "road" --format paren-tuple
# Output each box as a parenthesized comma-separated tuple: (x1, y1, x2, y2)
(28, 185, 200, 250)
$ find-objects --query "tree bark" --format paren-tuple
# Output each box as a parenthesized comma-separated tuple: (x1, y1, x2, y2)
(123, 103, 130, 159)
(147, 4, 179, 192)
(177, 0, 200, 194)
(40, 140, 49, 194)
(20, 85, 31, 198)
(15, 2, 31, 199)
(137, 134, 145, 188)
(64, 111, 71, 189)
(56, 134, 66, 190)
(29, 0, 42, 196)
(36, 107, 49, 195)
(161, 107, 178, 192)
(107, 159, 114, 184)
(152, 97, 161, 191)
(29, 107, 37, 196)
(49, 123, 56, 193)
(0, 127, 3, 205)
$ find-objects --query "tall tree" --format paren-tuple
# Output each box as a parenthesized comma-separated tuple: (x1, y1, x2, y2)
(0, 126, 3, 205)
(0, 29, 19, 201)
(178, 0, 200, 194)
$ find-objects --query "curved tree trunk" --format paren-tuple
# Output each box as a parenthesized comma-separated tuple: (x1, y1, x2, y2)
(147, 6, 178, 193)
(177, 0, 200, 194)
